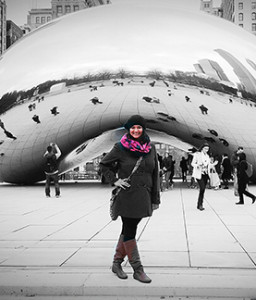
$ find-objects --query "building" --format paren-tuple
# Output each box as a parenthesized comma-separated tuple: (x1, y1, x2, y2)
(200, 0, 223, 17)
(6, 20, 23, 49)
(202, 0, 256, 36)
(27, 0, 109, 31)
(27, 8, 52, 31)
(215, 48, 256, 94)
(230, 0, 256, 36)
(0, 0, 6, 55)
(221, 0, 234, 20)
(51, 0, 107, 19)
(196, 59, 230, 82)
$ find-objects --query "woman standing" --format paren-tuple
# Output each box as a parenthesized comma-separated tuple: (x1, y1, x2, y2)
(100, 115, 160, 283)
(236, 152, 256, 205)
(191, 143, 210, 210)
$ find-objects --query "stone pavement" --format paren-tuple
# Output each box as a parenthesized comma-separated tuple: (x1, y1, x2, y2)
(0, 180, 256, 299)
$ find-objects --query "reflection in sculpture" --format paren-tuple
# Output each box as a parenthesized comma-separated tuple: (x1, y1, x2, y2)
(0, 0, 256, 184)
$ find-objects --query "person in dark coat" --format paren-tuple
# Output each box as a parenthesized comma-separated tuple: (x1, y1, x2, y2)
(100, 115, 160, 284)
(179, 157, 188, 182)
(236, 152, 256, 205)
(221, 153, 232, 189)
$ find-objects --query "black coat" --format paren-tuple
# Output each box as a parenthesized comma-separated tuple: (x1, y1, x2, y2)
(221, 157, 232, 180)
(237, 160, 249, 184)
(100, 142, 160, 218)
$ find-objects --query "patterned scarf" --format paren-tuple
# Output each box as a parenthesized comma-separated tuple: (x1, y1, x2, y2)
(120, 133, 151, 153)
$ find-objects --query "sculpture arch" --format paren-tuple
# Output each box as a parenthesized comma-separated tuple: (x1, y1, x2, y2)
(0, 0, 256, 183)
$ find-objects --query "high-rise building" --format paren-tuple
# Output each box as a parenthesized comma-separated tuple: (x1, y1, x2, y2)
(6, 20, 23, 49)
(221, 0, 234, 21)
(216, 48, 256, 94)
(0, 0, 6, 55)
(196, 59, 230, 81)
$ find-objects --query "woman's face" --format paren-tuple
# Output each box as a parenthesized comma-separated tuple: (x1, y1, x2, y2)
(129, 125, 143, 139)
(202, 146, 209, 154)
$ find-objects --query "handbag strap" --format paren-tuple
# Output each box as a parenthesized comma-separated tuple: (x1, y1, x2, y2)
(126, 156, 143, 180)
(114, 156, 143, 196)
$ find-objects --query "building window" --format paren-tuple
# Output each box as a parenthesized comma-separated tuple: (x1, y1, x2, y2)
(65, 5, 71, 13)
(238, 13, 243, 21)
(252, 23, 256, 31)
(252, 2, 256, 9)
(41, 16, 45, 23)
(252, 12, 256, 20)
(204, 3, 210, 8)
(74, 5, 79, 11)
(36, 16, 40, 24)
(239, 23, 243, 27)
(57, 6, 63, 14)
(47, 16, 51, 22)
(238, 2, 243, 9)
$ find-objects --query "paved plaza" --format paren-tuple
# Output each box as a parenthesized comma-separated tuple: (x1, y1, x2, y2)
(0, 180, 256, 299)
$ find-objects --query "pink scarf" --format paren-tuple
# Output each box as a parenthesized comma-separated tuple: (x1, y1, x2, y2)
(120, 133, 151, 153)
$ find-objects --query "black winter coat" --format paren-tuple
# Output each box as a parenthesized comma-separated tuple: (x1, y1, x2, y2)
(100, 142, 160, 218)
(237, 160, 249, 184)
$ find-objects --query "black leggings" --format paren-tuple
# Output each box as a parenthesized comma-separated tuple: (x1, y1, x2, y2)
(196, 174, 209, 207)
(121, 217, 142, 241)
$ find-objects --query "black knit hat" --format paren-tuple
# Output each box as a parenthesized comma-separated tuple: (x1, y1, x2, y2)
(124, 115, 146, 130)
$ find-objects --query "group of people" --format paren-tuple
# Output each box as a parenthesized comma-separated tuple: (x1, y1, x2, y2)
(191, 144, 255, 210)
(44, 114, 255, 285)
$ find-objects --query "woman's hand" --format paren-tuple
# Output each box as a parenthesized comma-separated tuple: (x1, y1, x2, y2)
(152, 204, 159, 210)
(114, 178, 131, 190)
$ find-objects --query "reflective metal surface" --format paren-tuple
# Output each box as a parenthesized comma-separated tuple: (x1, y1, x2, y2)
(0, 0, 256, 183)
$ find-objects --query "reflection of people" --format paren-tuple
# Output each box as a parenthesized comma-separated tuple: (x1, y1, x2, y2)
(4, 130, 17, 140)
(191, 143, 210, 210)
(44, 143, 61, 198)
(50, 106, 59, 116)
(0, 119, 6, 130)
(32, 114, 41, 124)
(208, 156, 220, 190)
(100, 115, 160, 283)
(236, 153, 256, 205)
(199, 105, 208, 114)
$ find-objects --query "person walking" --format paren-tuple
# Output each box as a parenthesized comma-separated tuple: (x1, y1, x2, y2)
(43, 143, 61, 198)
(179, 156, 188, 182)
(236, 152, 256, 205)
(191, 143, 210, 210)
(162, 152, 173, 190)
(100, 115, 160, 283)
(231, 147, 244, 196)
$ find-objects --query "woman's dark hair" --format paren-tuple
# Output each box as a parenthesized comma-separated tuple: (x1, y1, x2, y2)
(239, 152, 246, 161)
(198, 142, 210, 152)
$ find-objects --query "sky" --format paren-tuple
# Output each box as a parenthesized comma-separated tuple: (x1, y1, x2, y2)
(5, 0, 201, 26)
(6, 0, 51, 25)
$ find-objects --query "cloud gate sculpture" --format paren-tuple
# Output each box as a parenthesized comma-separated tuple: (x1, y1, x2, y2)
(1, 0, 256, 184)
